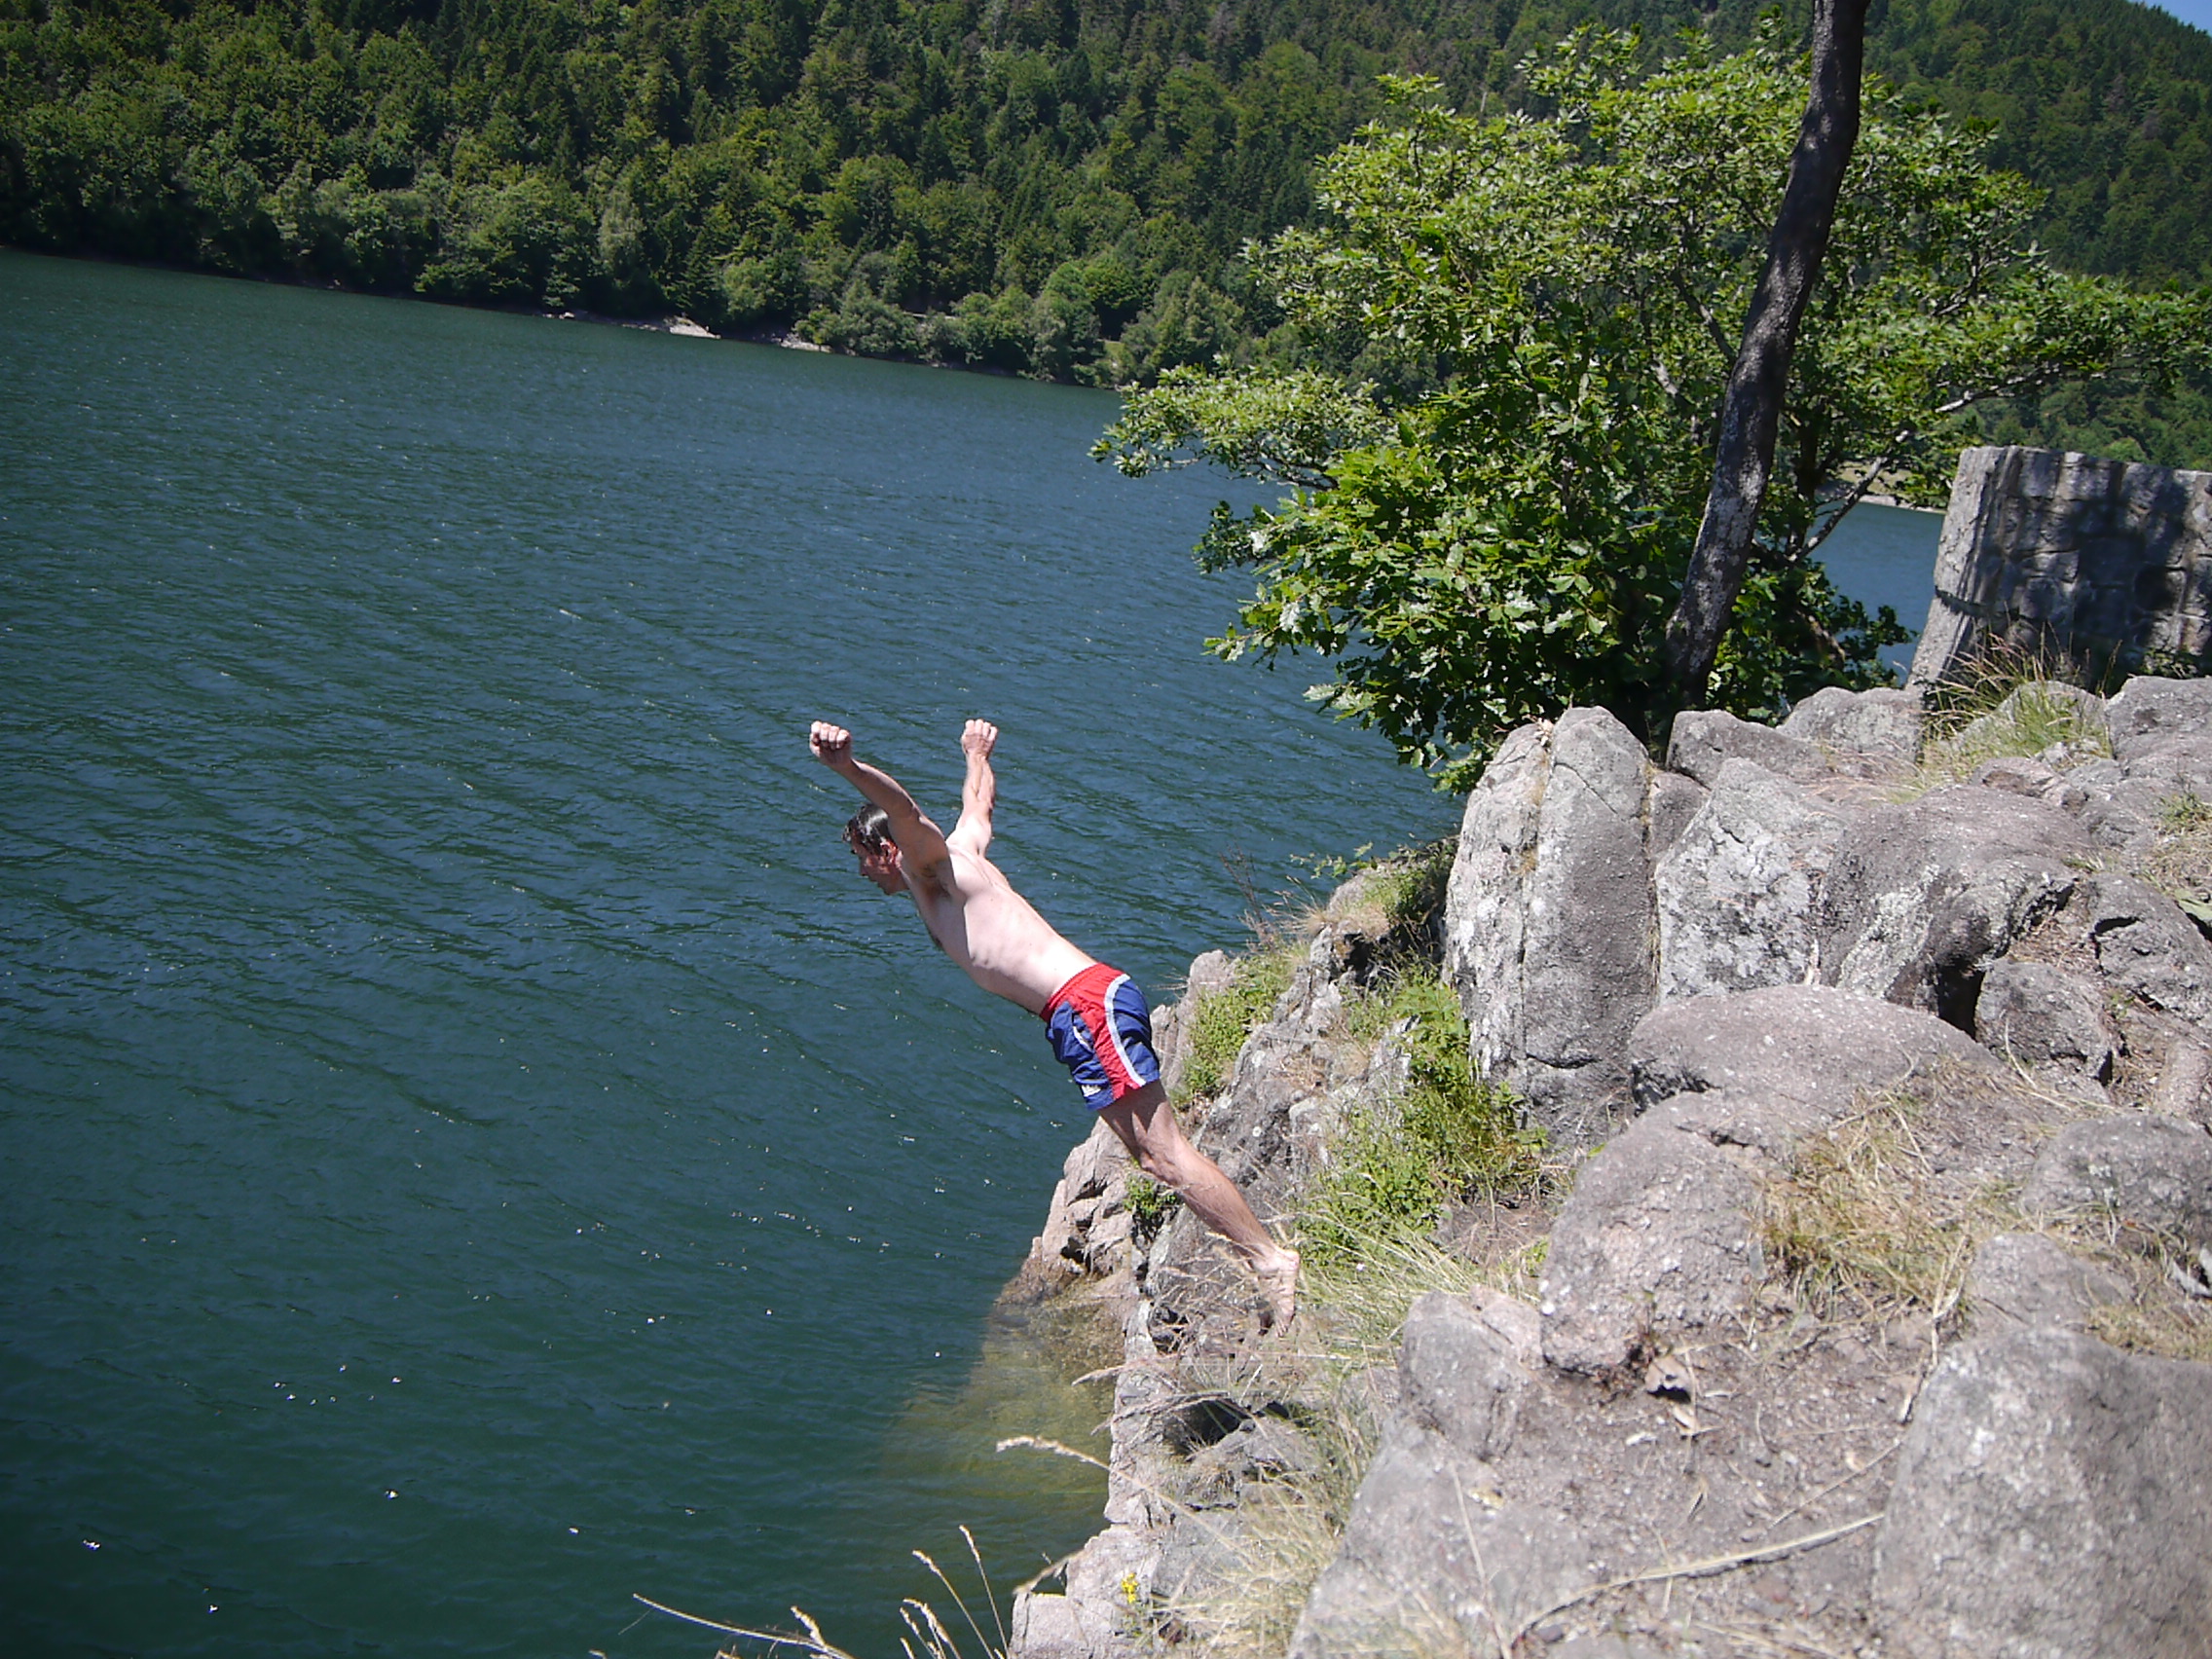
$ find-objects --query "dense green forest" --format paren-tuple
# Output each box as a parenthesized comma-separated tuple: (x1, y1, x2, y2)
(4, 0, 2209, 461)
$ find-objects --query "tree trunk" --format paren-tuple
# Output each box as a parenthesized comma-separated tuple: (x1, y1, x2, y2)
(1661, 0, 1869, 706)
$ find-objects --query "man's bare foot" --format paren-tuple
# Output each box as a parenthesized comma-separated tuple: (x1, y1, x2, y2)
(1255, 1246, 1300, 1333)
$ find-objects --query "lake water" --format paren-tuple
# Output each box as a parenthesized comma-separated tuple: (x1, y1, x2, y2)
(0, 249, 1936, 1658)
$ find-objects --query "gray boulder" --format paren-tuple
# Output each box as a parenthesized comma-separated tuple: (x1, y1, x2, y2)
(1655, 759, 1851, 1003)
(1444, 709, 1657, 1143)
(1288, 1429, 1589, 1659)
(1822, 786, 2090, 1027)
(2120, 746, 2212, 848)
(2094, 676, 2212, 832)
(1666, 707, 1831, 789)
(1871, 1325, 2212, 1658)
(1397, 1291, 1536, 1460)
(1964, 1232, 2127, 1339)
(2065, 756, 2200, 858)
(1538, 1117, 1763, 1375)
(2067, 872, 2212, 1026)
(1779, 684, 1926, 770)
(2107, 674, 2212, 764)
(1185, 949, 1237, 1000)
(1009, 1591, 1093, 1659)
(1629, 984, 2001, 1133)
(1973, 958, 2119, 1080)
(2023, 1113, 2212, 1248)
(1011, 1521, 1165, 1659)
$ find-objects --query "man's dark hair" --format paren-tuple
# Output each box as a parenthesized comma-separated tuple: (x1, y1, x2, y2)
(844, 804, 893, 854)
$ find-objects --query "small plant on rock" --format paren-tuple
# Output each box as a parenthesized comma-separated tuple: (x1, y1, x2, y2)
(1363, 839, 1454, 935)
(1178, 948, 1299, 1102)
(1302, 968, 1540, 1270)
(1124, 1172, 1180, 1233)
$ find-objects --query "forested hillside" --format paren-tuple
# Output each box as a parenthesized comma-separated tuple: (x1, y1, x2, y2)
(4, 0, 2208, 461)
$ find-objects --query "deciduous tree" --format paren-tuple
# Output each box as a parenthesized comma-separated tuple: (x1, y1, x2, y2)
(1100, 29, 2212, 784)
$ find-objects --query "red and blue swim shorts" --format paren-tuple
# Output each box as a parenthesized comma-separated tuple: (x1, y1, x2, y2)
(1041, 963, 1162, 1110)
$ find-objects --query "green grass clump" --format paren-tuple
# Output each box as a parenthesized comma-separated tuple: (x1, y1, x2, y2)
(1178, 947, 1299, 1102)
(1301, 969, 1540, 1269)
(1908, 645, 2113, 793)
(1361, 839, 1454, 934)
(1124, 1172, 1179, 1230)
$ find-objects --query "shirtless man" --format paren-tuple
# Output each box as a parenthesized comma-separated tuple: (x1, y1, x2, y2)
(810, 718, 1299, 1329)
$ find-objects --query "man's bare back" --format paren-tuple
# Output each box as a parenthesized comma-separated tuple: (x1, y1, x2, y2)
(810, 718, 1299, 1329)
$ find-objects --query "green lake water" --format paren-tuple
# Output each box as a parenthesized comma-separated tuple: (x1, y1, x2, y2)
(0, 249, 1937, 1658)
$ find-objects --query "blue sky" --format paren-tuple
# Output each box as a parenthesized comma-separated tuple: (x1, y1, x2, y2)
(2150, 0, 2212, 34)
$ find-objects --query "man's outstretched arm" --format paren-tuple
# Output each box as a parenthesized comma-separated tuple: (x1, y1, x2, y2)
(809, 721, 953, 877)
(949, 719, 996, 857)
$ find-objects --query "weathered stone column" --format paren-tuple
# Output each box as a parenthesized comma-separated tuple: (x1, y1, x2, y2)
(1442, 707, 1657, 1144)
(1908, 445, 2212, 686)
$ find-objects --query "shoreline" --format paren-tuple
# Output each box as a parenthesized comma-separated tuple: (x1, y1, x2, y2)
(0, 244, 1047, 380)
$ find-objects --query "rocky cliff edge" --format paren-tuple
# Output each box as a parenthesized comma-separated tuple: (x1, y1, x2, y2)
(1009, 675, 2212, 1659)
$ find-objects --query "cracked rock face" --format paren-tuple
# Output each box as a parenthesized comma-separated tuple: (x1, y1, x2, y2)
(1654, 759, 1851, 1002)
(1906, 447, 2212, 688)
(1820, 787, 2091, 1028)
(1872, 1326, 2212, 1659)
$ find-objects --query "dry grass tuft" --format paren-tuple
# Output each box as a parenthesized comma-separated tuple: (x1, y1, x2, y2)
(2141, 792, 2212, 926)
(639, 1525, 1013, 1659)
(1301, 1228, 1544, 1368)
(2061, 1230, 2212, 1365)
(1148, 1384, 1379, 1659)
(1762, 1074, 2212, 1365)
(1760, 1096, 1997, 1317)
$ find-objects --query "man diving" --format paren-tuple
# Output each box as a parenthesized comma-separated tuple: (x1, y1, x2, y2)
(809, 718, 1299, 1329)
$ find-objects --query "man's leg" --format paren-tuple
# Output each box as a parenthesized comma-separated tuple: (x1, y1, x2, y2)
(1098, 1082, 1299, 1329)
